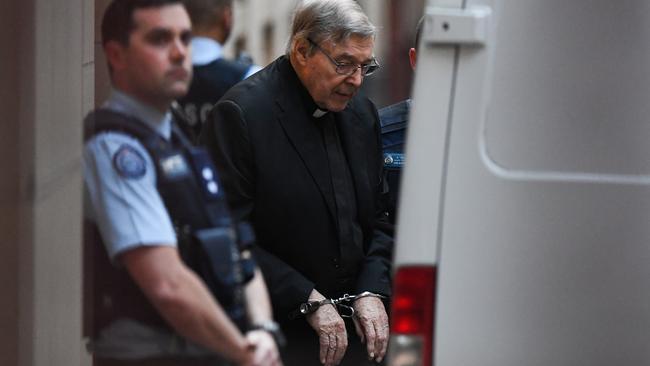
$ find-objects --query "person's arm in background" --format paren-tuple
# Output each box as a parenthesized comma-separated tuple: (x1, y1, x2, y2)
(121, 246, 273, 365)
(243, 269, 283, 366)
(244, 269, 273, 325)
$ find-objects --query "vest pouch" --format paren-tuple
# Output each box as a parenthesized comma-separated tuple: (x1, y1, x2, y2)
(192, 227, 241, 289)
(191, 226, 247, 330)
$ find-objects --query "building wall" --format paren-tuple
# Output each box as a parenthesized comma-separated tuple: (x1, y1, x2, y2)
(0, 0, 93, 364)
(384, 0, 425, 105)
(226, 0, 299, 65)
(0, 2, 25, 363)
(226, 0, 389, 67)
(224, 0, 423, 108)
(95, 0, 112, 108)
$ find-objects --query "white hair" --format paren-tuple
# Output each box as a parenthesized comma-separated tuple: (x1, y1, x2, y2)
(286, 0, 376, 55)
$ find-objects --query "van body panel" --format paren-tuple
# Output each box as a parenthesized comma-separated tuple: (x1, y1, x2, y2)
(392, 0, 650, 365)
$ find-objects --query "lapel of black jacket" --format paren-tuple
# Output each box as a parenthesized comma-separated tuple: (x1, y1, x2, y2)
(272, 66, 337, 221)
(337, 103, 372, 226)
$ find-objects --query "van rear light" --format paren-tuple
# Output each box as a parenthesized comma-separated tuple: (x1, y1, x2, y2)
(387, 266, 437, 366)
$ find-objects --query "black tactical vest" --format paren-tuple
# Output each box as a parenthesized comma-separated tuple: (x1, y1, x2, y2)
(83, 109, 255, 336)
(178, 59, 251, 141)
(378, 99, 410, 229)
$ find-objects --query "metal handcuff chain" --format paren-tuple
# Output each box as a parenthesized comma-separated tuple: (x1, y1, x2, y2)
(291, 291, 386, 320)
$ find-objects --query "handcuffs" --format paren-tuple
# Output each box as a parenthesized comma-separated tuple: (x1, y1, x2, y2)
(288, 291, 386, 320)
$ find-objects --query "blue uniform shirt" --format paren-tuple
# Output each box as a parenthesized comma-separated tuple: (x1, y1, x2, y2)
(191, 37, 262, 78)
(83, 89, 176, 260)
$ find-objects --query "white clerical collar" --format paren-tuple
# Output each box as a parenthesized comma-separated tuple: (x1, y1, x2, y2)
(191, 37, 224, 66)
(103, 89, 172, 140)
(313, 108, 329, 118)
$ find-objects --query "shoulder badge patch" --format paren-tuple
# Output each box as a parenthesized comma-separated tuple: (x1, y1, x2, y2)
(113, 144, 147, 179)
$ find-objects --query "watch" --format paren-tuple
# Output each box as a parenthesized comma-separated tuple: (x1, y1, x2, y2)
(250, 320, 286, 347)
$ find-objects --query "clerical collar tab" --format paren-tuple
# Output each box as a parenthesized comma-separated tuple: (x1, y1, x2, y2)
(313, 108, 329, 118)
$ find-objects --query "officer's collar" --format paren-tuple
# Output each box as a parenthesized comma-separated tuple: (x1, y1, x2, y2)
(104, 89, 172, 140)
(191, 37, 224, 66)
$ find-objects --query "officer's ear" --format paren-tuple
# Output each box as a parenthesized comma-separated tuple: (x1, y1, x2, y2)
(104, 40, 128, 73)
(221, 5, 234, 36)
(409, 47, 417, 70)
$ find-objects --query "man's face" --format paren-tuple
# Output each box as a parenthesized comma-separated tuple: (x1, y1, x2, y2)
(300, 35, 375, 112)
(110, 4, 192, 109)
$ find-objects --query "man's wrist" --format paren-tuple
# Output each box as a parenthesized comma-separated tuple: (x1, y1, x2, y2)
(249, 320, 286, 347)
(308, 288, 325, 301)
(353, 291, 386, 303)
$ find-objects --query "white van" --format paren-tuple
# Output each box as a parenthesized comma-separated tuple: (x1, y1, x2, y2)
(387, 1, 650, 365)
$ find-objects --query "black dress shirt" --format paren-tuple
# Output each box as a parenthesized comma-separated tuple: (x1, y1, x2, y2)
(316, 113, 364, 278)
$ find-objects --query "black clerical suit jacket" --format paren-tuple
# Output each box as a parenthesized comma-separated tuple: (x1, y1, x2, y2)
(200, 56, 392, 321)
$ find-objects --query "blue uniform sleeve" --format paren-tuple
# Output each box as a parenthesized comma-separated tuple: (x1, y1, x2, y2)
(83, 132, 177, 261)
(244, 65, 263, 79)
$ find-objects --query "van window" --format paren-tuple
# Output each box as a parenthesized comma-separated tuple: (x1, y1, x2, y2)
(482, 1, 650, 177)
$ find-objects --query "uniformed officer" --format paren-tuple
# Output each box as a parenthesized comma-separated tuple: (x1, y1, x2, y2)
(83, 1, 282, 365)
(177, 0, 263, 140)
(378, 16, 423, 230)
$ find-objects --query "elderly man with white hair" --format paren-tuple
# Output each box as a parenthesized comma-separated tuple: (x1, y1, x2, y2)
(201, 1, 393, 364)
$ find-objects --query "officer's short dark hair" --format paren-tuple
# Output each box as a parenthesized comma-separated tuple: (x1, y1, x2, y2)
(101, 0, 183, 46)
(182, 0, 233, 29)
(414, 16, 424, 49)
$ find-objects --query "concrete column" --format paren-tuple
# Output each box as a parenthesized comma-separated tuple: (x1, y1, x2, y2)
(0, 0, 94, 364)
(95, 0, 112, 107)
(0, 1, 26, 365)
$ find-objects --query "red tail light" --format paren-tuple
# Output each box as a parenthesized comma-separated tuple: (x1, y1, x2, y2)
(388, 265, 437, 366)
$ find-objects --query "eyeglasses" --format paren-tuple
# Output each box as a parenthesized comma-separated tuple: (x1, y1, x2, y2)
(307, 38, 380, 77)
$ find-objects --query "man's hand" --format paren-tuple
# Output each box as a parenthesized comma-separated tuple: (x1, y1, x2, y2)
(305, 290, 348, 365)
(352, 296, 389, 363)
(241, 330, 283, 366)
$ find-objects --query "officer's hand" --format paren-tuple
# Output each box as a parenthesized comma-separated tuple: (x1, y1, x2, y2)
(352, 296, 389, 363)
(244, 330, 283, 366)
(305, 290, 348, 366)
(233, 338, 257, 366)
